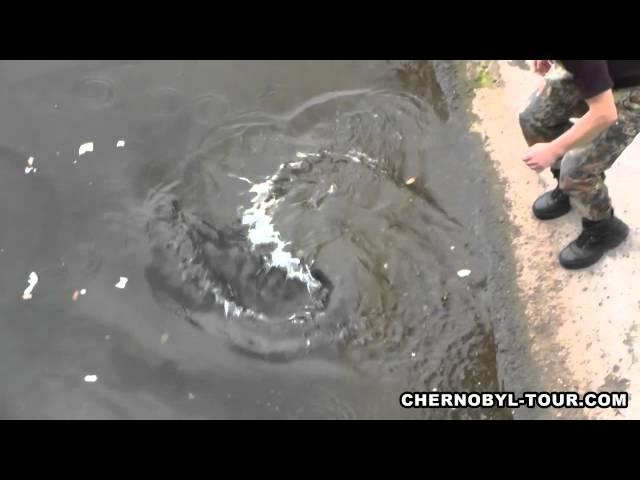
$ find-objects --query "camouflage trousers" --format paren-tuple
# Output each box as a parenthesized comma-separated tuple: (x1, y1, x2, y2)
(519, 68, 640, 221)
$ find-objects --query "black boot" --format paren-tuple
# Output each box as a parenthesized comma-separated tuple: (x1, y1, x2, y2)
(532, 169, 571, 220)
(559, 212, 629, 270)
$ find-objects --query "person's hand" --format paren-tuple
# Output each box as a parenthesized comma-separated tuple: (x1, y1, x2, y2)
(533, 60, 552, 76)
(523, 142, 563, 173)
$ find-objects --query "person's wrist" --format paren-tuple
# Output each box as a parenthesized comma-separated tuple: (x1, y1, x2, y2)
(549, 140, 566, 159)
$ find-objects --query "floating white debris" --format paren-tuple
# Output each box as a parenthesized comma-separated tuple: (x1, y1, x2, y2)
(80, 289, 87, 295)
(84, 374, 98, 383)
(411, 352, 416, 358)
(105, 335, 111, 341)
(116, 140, 125, 148)
(72, 290, 80, 302)
(160, 333, 169, 344)
(115, 277, 128, 289)
(306, 339, 311, 347)
(24, 156, 36, 174)
(457, 269, 472, 278)
(22, 272, 39, 300)
(328, 184, 337, 194)
(383, 263, 388, 270)
(450, 246, 455, 251)
(78, 142, 94, 156)
(405, 177, 416, 185)
(188, 393, 195, 400)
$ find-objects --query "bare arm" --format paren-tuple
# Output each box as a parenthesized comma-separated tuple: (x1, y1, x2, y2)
(549, 89, 618, 157)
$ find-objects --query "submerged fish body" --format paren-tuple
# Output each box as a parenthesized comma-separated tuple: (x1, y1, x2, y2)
(145, 186, 336, 358)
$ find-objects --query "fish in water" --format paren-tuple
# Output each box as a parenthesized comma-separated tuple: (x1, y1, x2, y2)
(145, 187, 336, 358)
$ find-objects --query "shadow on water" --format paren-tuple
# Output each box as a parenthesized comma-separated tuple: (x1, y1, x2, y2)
(0, 60, 520, 419)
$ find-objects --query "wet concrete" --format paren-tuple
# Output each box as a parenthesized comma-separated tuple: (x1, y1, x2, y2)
(0, 60, 524, 419)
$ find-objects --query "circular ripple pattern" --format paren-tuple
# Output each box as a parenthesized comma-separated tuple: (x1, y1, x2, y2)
(72, 77, 115, 110)
(193, 93, 229, 126)
(139, 87, 185, 119)
(142, 88, 498, 396)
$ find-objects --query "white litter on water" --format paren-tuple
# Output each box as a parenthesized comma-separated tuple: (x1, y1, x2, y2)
(24, 156, 35, 174)
(22, 272, 39, 300)
(115, 277, 128, 289)
(188, 393, 195, 400)
(457, 269, 472, 278)
(328, 184, 337, 194)
(80, 289, 87, 295)
(160, 333, 169, 344)
(450, 246, 455, 251)
(116, 140, 125, 148)
(84, 375, 98, 383)
(78, 142, 94, 156)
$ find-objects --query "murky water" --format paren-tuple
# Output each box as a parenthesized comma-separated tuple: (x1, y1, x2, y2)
(0, 60, 516, 419)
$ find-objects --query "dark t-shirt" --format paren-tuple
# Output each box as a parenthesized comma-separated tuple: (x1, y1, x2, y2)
(559, 60, 640, 99)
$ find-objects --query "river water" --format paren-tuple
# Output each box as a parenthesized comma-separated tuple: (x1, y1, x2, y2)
(0, 60, 518, 419)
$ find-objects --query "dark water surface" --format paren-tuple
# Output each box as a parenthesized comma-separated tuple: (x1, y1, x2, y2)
(0, 60, 517, 419)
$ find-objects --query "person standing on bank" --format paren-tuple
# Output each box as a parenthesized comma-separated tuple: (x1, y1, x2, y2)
(520, 60, 640, 269)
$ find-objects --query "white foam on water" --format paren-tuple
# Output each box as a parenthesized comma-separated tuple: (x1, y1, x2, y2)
(228, 173, 253, 185)
(239, 149, 380, 297)
(344, 149, 377, 166)
(241, 175, 321, 293)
